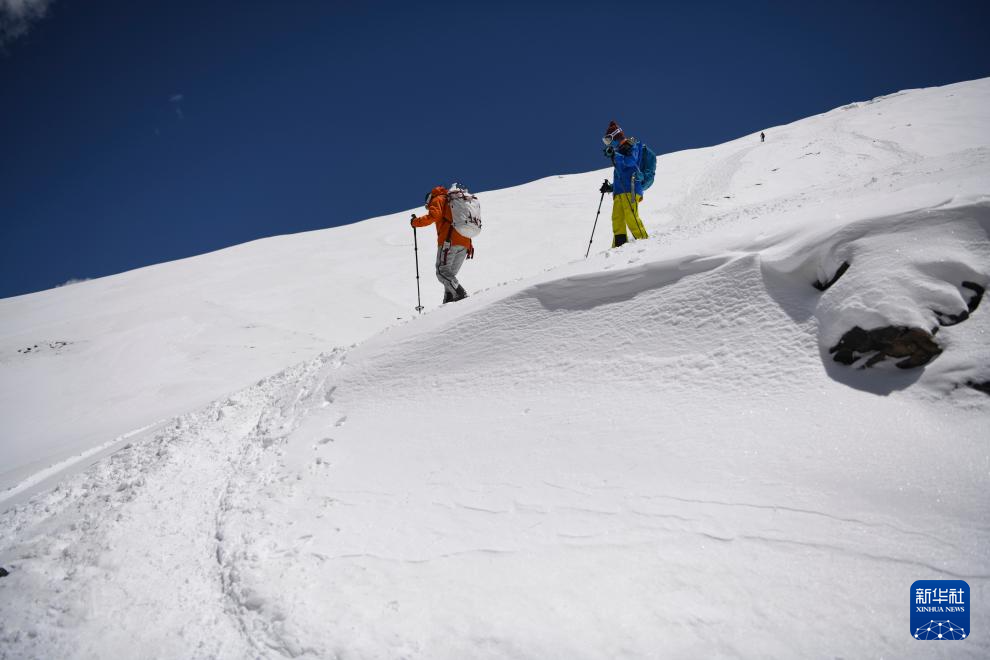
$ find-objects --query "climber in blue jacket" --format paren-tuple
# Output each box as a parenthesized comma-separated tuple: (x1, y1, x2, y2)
(600, 120, 649, 247)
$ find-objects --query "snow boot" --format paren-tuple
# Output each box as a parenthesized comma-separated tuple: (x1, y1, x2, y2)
(443, 290, 454, 304)
(453, 285, 468, 302)
(612, 233, 628, 248)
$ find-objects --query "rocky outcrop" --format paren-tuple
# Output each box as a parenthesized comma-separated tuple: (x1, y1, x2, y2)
(830, 325, 942, 369)
(934, 281, 985, 326)
(813, 261, 850, 291)
(830, 281, 984, 372)
(968, 380, 990, 397)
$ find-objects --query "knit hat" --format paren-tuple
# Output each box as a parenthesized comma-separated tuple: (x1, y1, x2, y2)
(603, 120, 625, 145)
(425, 185, 447, 206)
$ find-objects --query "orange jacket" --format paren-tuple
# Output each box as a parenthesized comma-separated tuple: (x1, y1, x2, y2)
(412, 186, 473, 249)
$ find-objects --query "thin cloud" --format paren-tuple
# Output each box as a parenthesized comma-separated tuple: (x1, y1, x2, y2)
(0, 0, 53, 47)
(170, 93, 184, 120)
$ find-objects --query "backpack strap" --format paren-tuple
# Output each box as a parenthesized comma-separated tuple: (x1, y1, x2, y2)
(442, 195, 454, 246)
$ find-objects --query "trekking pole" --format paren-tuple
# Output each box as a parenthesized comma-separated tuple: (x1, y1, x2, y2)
(412, 224, 424, 313)
(585, 180, 608, 258)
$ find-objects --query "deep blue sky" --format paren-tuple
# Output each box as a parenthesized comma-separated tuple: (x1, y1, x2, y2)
(2, 0, 989, 298)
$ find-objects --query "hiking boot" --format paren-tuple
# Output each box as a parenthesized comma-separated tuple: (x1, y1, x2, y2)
(612, 233, 628, 248)
(443, 290, 454, 304)
(453, 285, 468, 301)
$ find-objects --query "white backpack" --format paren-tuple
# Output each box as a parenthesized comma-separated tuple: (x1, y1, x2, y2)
(447, 184, 482, 238)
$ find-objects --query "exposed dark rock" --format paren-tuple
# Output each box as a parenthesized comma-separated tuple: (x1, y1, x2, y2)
(934, 281, 985, 326)
(830, 325, 942, 369)
(935, 309, 969, 327)
(962, 281, 985, 313)
(17, 340, 72, 354)
(813, 261, 850, 291)
(0, 567, 9, 578)
(968, 381, 990, 397)
(830, 327, 870, 364)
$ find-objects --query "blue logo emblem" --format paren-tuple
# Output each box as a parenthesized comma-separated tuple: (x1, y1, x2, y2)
(911, 580, 969, 640)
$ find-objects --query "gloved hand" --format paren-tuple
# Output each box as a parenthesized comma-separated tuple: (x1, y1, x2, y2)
(599, 180, 613, 194)
(634, 171, 644, 183)
(410, 213, 417, 227)
(467, 246, 475, 259)
(603, 145, 615, 158)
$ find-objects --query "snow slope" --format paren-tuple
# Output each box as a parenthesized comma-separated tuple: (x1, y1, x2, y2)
(0, 175, 603, 496)
(1, 78, 989, 658)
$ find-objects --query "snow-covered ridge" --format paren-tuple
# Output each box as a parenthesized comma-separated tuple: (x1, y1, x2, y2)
(3, 77, 987, 498)
(1, 77, 989, 658)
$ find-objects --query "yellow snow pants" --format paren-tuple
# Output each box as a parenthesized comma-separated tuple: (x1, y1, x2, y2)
(611, 192, 648, 246)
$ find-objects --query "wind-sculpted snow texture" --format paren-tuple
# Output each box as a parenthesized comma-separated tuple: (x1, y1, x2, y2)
(2, 79, 990, 658)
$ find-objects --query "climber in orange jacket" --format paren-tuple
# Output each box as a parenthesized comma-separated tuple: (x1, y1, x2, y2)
(411, 185, 474, 304)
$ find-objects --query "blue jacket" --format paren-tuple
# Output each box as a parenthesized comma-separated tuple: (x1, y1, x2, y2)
(610, 140, 644, 196)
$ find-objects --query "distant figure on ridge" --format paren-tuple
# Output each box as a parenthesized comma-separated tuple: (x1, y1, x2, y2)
(410, 184, 480, 304)
(761, 131, 765, 143)
(600, 120, 656, 247)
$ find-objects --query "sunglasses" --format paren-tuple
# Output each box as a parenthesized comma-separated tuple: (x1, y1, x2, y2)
(602, 127, 622, 146)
